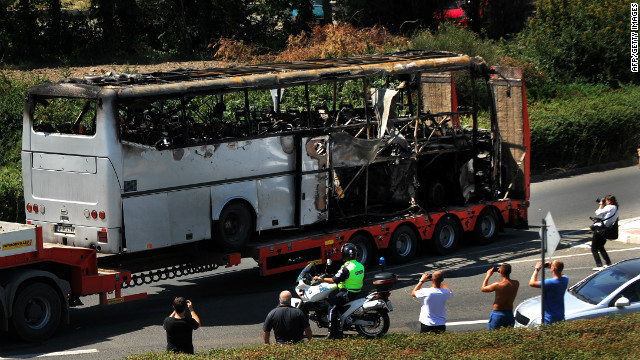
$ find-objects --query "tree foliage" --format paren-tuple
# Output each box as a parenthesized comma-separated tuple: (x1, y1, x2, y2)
(520, 0, 633, 85)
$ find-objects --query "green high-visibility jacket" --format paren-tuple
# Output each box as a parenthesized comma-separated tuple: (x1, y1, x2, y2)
(337, 260, 364, 293)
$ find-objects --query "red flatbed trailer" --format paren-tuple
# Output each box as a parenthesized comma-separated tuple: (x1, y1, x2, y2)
(0, 223, 147, 341)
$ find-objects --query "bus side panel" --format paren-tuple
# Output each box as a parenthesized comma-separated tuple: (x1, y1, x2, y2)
(123, 187, 211, 252)
(121, 136, 295, 194)
(123, 193, 171, 252)
(257, 176, 296, 230)
(300, 173, 329, 225)
(168, 188, 212, 245)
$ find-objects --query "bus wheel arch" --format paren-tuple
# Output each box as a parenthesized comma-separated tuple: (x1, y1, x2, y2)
(347, 232, 377, 267)
(213, 199, 255, 252)
(387, 224, 419, 264)
(474, 207, 501, 245)
(431, 215, 462, 255)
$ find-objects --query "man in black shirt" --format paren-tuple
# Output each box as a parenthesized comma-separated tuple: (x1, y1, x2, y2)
(163, 297, 201, 354)
(263, 290, 312, 344)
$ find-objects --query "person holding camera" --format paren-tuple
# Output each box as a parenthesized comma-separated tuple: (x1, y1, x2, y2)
(591, 195, 618, 271)
(163, 297, 201, 354)
(529, 260, 568, 325)
(481, 263, 519, 330)
(411, 270, 452, 333)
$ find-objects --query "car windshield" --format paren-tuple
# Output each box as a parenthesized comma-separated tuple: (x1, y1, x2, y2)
(571, 261, 640, 304)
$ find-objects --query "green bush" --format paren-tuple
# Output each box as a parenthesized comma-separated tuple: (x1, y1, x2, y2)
(0, 165, 24, 223)
(529, 84, 640, 174)
(411, 23, 501, 66)
(519, 0, 633, 85)
(0, 71, 35, 222)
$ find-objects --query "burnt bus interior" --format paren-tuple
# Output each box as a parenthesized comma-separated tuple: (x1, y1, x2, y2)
(29, 51, 511, 222)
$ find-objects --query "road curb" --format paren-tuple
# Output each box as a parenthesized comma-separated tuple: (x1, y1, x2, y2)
(613, 217, 640, 245)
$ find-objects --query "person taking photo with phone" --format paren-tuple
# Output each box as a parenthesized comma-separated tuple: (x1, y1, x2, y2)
(481, 263, 519, 329)
(411, 270, 452, 333)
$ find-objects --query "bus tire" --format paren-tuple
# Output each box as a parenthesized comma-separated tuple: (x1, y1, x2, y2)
(11, 282, 62, 342)
(474, 208, 499, 245)
(432, 217, 461, 255)
(387, 225, 418, 264)
(348, 234, 375, 267)
(214, 201, 254, 252)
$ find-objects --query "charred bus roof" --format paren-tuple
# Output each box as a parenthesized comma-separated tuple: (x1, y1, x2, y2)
(26, 51, 489, 100)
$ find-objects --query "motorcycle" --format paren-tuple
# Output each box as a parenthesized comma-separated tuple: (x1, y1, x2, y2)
(290, 258, 397, 338)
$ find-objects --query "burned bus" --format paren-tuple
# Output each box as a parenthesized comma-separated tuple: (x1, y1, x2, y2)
(22, 51, 529, 256)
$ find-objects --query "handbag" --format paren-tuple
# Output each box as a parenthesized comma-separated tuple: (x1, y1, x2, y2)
(606, 219, 619, 240)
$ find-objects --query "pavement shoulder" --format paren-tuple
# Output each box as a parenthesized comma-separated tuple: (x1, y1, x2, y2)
(614, 217, 640, 245)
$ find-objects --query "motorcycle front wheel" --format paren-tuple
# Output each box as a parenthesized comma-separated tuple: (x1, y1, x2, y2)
(355, 310, 390, 338)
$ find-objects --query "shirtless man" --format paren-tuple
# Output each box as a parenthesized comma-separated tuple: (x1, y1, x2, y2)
(481, 263, 520, 330)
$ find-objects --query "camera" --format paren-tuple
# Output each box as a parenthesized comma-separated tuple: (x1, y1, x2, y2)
(544, 262, 551, 268)
(596, 197, 604, 203)
(424, 273, 432, 281)
(493, 266, 500, 272)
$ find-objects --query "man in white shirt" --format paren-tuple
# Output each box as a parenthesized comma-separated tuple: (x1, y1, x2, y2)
(411, 270, 452, 333)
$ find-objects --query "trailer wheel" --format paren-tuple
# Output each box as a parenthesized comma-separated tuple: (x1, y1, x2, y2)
(387, 225, 418, 264)
(432, 217, 461, 255)
(474, 208, 499, 245)
(214, 201, 254, 251)
(11, 282, 62, 342)
(348, 234, 375, 267)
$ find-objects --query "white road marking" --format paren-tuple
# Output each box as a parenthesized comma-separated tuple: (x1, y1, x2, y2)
(0, 349, 98, 359)
(447, 319, 488, 326)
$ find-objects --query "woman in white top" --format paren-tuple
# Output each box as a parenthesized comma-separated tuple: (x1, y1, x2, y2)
(591, 195, 619, 270)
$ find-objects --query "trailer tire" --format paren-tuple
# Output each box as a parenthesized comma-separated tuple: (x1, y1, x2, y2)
(474, 208, 499, 245)
(214, 201, 254, 252)
(432, 217, 462, 255)
(11, 282, 62, 342)
(387, 225, 418, 264)
(348, 234, 375, 267)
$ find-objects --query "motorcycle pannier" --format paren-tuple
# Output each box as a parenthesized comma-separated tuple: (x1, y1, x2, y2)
(373, 272, 398, 292)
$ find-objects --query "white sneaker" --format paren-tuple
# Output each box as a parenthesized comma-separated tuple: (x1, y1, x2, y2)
(592, 266, 604, 271)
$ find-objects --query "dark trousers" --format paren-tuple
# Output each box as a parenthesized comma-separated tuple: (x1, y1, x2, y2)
(420, 323, 446, 334)
(591, 232, 611, 267)
(327, 290, 356, 338)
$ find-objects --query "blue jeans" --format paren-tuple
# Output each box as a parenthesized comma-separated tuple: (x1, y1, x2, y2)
(488, 310, 515, 330)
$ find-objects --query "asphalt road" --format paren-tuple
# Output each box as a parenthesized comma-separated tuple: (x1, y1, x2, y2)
(1, 165, 639, 360)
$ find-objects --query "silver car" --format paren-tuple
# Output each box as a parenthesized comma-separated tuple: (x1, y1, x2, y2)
(515, 258, 640, 327)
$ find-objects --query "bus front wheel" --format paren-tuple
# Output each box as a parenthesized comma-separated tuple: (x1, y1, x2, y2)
(214, 201, 254, 252)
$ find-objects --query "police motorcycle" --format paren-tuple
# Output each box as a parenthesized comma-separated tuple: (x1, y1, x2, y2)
(291, 255, 397, 338)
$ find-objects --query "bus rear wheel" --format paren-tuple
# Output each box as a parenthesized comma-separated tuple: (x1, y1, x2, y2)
(214, 201, 254, 252)
(12, 282, 62, 342)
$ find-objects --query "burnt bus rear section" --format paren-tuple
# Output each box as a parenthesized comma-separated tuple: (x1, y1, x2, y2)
(488, 66, 530, 228)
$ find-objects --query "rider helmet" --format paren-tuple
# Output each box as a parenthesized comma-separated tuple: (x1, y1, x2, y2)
(341, 243, 357, 261)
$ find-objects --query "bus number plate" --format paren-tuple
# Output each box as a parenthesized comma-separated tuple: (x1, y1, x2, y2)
(55, 225, 75, 234)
